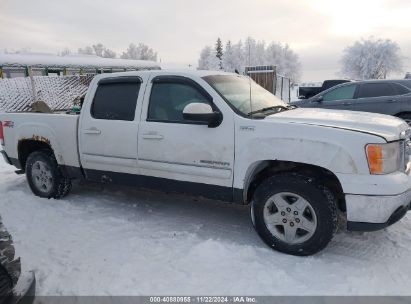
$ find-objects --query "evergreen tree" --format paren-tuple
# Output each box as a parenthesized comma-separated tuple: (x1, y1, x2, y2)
(215, 38, 223, 69)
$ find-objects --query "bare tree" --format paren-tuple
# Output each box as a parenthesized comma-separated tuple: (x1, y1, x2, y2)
(340, 38, 403, 80)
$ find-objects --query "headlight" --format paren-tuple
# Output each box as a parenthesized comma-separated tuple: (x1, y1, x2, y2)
(366, 142, 401, 174)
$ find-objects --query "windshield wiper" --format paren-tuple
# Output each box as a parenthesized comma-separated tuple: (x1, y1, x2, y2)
(247, 105, 292, 116)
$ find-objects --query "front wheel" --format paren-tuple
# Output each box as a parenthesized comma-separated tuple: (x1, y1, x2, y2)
(25, 150, 72, 199)
(251, 173, 338, 256)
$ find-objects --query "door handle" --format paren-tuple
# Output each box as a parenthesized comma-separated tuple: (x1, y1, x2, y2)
(83, 128, 101, 135)
(387, 99, 397, 103)
(142, 133, 164, 140)
(342, 102, 352, 105)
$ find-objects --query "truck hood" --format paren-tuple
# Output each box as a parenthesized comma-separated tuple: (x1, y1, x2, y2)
(267, 108, 409, 141)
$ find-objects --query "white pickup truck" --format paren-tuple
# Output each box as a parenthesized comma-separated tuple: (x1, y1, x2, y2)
(1, 70, 411, 255)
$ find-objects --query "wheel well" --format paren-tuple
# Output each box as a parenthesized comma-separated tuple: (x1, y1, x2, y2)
(395, 112, 411, 118)
(245, 160, 346, 211)
(18, 140, 53, 171)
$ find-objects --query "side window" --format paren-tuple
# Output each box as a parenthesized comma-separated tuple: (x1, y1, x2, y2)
(392, 83, 410, 95)
(148, 81, 211, 122)
(91, 79, 141, 121)
(323, 84, 357, 102)
(358, 83, 396, 98)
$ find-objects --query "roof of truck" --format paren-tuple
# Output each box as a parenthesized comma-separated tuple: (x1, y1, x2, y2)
(95, 69, 237, 79)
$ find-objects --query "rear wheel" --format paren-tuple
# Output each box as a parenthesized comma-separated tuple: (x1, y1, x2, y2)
(251, 173, 338, 256)
(25, 150, 72, 199)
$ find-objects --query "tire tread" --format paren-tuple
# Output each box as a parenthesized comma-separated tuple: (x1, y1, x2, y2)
(252, 172, 338, 256)
(25, 149, 72, 199)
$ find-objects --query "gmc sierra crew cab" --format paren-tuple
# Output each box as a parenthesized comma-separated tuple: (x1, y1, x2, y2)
(1, 70, 411, 256)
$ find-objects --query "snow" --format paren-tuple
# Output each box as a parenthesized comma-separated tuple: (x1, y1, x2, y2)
(0, 157, 411, 295)
(0, 53, 160, 70)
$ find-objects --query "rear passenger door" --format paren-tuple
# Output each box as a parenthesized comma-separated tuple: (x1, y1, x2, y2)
(79, 75, 147, 176)
(354, 83, 400, 115)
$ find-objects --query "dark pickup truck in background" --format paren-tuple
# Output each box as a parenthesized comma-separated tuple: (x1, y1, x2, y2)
(298, 79, 351, 99)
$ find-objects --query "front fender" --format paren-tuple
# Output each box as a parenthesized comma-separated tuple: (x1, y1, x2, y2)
(242, 137, 358, 174)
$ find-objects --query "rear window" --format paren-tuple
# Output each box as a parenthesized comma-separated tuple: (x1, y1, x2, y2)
(392, 83, 410, 95)
(358, 83, 396, 98)
(91, 78, 141, 121)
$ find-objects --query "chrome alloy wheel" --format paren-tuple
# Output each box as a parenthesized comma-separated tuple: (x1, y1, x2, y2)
(31, 160, 53, 193)
(263, 192, 317, 244)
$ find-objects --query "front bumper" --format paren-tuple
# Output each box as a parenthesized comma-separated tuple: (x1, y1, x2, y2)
(346, 189, 411, 231)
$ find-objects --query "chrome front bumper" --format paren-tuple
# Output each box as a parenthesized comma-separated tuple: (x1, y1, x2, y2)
(346, 189, 411, 231)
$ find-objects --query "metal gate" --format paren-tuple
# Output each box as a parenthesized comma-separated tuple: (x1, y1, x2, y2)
(245, 65, 291, 103)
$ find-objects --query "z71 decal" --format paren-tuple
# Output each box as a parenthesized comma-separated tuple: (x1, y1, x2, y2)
(2, 121, 14, 128)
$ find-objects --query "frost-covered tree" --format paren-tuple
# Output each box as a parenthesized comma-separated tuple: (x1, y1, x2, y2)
(92, 43, 105, 57)
(265, 42, 301, 82)
(222, 41, 237, 72)
(4, 47, 31, 54)
(120, 43, 157, 61)
(78, 43, 117, 58)
(102, 48, 116, 58)
(60, 48, 72, 56)
(78, 46, 94, 55)
(198, 37, 301, 82)
(198, 46, 220, 70)
(340, 38, 403, 79)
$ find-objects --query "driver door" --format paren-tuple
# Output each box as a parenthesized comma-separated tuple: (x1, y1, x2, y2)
(313, 84, 358, 110)
(137, 75, 235, 198)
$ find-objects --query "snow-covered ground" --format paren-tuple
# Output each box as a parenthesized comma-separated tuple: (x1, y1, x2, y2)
(0, 158, 411, 296)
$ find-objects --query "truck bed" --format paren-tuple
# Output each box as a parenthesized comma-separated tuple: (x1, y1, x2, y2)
(0, 112, 81, 169)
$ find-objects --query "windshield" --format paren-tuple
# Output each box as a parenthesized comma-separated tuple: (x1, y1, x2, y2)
(203, 75, 287, 116)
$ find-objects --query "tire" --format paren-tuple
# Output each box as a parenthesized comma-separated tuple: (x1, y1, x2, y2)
(251, 173, 338, 256)
(397, 113, 411, 126)
(25, 150, 72, 199)
(0, 216, 20, 297)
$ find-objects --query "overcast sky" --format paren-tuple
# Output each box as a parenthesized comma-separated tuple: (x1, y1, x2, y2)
(1, 0, 410, 81)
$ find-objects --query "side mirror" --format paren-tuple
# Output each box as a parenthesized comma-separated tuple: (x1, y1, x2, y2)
(183, 103, 222, 128)
(313, 95, 323, 103)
